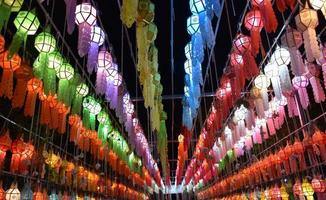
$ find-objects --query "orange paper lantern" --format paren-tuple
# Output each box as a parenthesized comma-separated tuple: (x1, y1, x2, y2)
(24, 78, 42, 117)
(12, 62, 33, 108)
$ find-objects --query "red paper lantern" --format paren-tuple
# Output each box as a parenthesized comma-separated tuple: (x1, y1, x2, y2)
(24, 78, 42, 117)
(10, 137, 24, 173)
(293, 179, 304, 196)
(233, 33, 259, 79)
(251, 0, 278, 32)
(312, 176, 326, 193)
(244, 9, 264, 56)
(0, 51, 21, 99)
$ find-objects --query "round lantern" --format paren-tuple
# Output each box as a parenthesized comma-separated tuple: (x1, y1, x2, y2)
(244, 9, 264, 55)
(184, 59, 192, 74)
(9, 10, 40, 57)
(123, 93, 130, 106)
(34, 32, 56, 53)
(312, 176, 326, 192)
(106, 63, 118, 82)
(234, 105, 247, 121)
(91, 26, 105, 46)
(233, 33, 251, 54)
(271, 47, 291, 69)
(292, 75, 309, 88)
(112, 74, 122, 86)
(280, 184, 289, 199)
(190, 0, 206, 14)
(254, 74, 270, 89)
(97, 110, 109, 124)
(184, 86, 190, 97)
(302, 179, 314, 200)
(90, 100, 102, 115)
(187, 15, 200, 35)
(75, 3, 97, 57)
(56, 62, 74, 80)
(5, 183, 20, 200)
(293, 179, 304, 196)
(98, 50, 112, 69)
(48, 51, 63, 71)
(185, 42, 192, 59)
(76, 83, 89, 96)
(230, 52, 244, 67)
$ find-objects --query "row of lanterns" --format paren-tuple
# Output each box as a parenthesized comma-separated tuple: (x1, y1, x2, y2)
(120, 0, 169, 186)
(183, 0, 326, 189)
(182, 0, 222, 130)
(0, 1, 161, 189)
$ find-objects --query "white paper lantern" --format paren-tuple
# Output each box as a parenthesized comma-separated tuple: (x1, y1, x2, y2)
(190, 0, 206, 14)
(75, 3, 97, 26)
(185, 42, 192, 59)
(184, 59, 192, 74)
(254, 74, 270, 89)
(91, 26, 105, 45)
(271, 46, 291, 66)
(187, 15, 200, 35)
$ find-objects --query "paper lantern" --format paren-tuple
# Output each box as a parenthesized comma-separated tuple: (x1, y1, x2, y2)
(83, 96, 101, 130)
(312, 176, 326, 192)
(251, 0, 278, 33)
(97, 110, 111, 142)
(293, 179, 304, 196)
(233, 33, 259, 79)
(5, 183, 20, 200)
(295, 4, 320, 62)
(0, 0, 24, 32)
(0, 130, 11, 169)
(264, 62, 282, 100)
(185, 42, 192, 59)
(87, 26, 105, 73)
(0, 35, 4, 53)
(187, 15, 200, 35)
(0, 51, 21, 99)
(9, 10, 40, 57)
(49, 191, 59, 200)
(280, 184, 289, 200)
(56, 62, 74, 105)
(75, 3, 97, 57)
(190, 0, 206, 14)
(302, 179, 314, 200)
(106, 63, 118, 82)
(244, 9, 264, 55)
(96, 50, 112, 94)
(184, 59, 192, 74)
(34, 31, 56, 53)
(292, 75, 310, 109)
(254, 74, 270, 110)
(72, 83, 89, 115)
(138, 0, 155, 23)
(24, 78, 42, 117)
(112, 74, 122, 86)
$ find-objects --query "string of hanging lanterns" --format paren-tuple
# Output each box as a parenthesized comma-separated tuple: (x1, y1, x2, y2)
(120, 0, 169, 186)
(182, 0, 326, 193)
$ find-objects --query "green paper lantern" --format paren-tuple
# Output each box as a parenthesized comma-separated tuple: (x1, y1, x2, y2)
(35, 32, 56, 53)
(9, 10, 40, 57)
(97, 110, 109, 123)
(0, 0, 24, 32)
(56, 62, 74, 80)
(48, 51, 63, 71)
(97, 110, 111, 142)
(56, 62, 74, 105)
(82, 96, 101, 130)
(72, 83, 89, 115)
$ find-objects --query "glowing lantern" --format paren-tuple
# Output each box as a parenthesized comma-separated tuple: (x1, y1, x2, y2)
(233, 33, 259, 79)
(20, 183, 32, 200)
(5, 183, 20, 200)
(233, 105, 247, 138)
(0, 181, 5, 200)
(251, 0, 278, 33)
(138, 0, 155, 23)
(293, 179, 304, 197)
(254, 74, 270, 110)
(96, 50, 112, 94)
(56, 62, 74, 106)
(185, 42, 192, 59)
(97, 110, 111, 142)
(24, 78, 42, 117)
(190, 0, 206, 14)
(302, 179, 314, 200)
(112, 74, 122, 87)
(8, 10, 40, 57)
(87, 26, 105, 73)
(295, 4, 321, 62)
(49, 190, 58, 200)
(0, 51, 21, 99)
(264, 62, 282, 100)
(48, 51, 63, 71)
(187, 15, 200, 35)
(83, 96, 101, 130)
(184, 59, 192, 74)
(280, 184, 289, 200)
(34, 31, 57, 94)
(0, 0, 24, 32)
(106, 63, 118, 82)
(312, 176, 326, 199)
(244, 9, 264, 55)
(292, 76, 310, 109)
(0, 35, 4, 53)
(72, 83, 89, 115)
(75, 3, 97, 57)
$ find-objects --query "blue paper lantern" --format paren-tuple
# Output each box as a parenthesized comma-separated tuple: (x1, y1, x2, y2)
(184, 59, 192, 74)
(187, 15, 200, 35)
(190, 0, 206, 14)
(185, 42, 192, 59)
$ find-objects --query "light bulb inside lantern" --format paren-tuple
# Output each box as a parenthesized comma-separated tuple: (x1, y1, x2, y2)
(76, 83, 89, 96)
(184, 59, 192, 74)
(91, 26, 105, 45)
(189, 0, 206, 14)
(56, 63, 74, 80)
(187, 15, 200, 35)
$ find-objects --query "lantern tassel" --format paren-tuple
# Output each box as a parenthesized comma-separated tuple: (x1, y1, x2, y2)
(289, 49, 306, 76)
(120, 0, 138, 28)
(24, 88, 39, 117)
(271, 77, 282, 100)
(309, 76, 325, 103)
(78, 23, 92, 57)
(43, 68, 57, 95)
(87, 42, 99, 73)
(0, 69, 14, 99)
(12, 79, 27, 108)
(0, 5, 11, 32)
(64, 0, 77, 34)
(303, 29, 321, 62)
(199, 12, 215, 49)
(96, 68, 107, 95)
(250, 30, 261, 56)
(297, 87, 310, 109)
(258, 0, 278, 33)
(57, 80, 70, 106)
(276, 0, 287, 12)
(8, 31, 26, 59)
